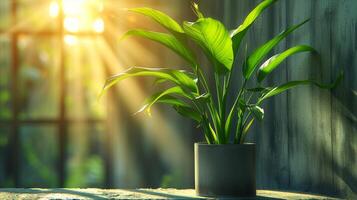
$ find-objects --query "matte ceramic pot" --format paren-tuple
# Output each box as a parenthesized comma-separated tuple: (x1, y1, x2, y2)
(194, 143, 256, 197)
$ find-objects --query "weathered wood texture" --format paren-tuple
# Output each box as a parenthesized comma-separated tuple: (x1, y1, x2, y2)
(204, 0, 356, 199)
(0, 188, 342, 200)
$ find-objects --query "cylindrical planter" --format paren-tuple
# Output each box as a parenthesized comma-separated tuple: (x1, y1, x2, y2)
(195, 143, 256, 197)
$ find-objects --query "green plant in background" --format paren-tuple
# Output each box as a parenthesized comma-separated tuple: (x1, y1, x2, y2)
(101, 0, 342, 144)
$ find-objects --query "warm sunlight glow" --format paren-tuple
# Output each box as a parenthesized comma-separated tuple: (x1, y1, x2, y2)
(64, 35, 78, 45)
(64, 17, 79, 32)
(93, 18, 105, 33)
(63, 0, 86, 16)
(49, 0, 105, 34)
(49, 1, 59, 18)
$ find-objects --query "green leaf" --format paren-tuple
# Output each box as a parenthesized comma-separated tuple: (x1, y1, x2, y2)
(155, 95, 188, 107)
(136, 95, 188, 115)
(257, 45, 315, 82)
(208, 123, 218, 143)
(230, 0, 277, 56)
(192, 2, 204, 18)
(249, 105, 264, 121)
(183, 18, 233, 73)
(174, 105, 202, 122)
(260, 71, 343, 101)
(102, 67, 198, 96)
(246, 87, 272, 93)
(243, 19, 309, 79)
(136, 86, 190, 116)
(238, 98, 247, 111)
(129, 7, 184, 33)
(224, 101, 238, 139)
(240, 118, 255, 143)
(122, 29, 197, 65)
(195, 93, 211, 103)
(136, 93, 202, 122)
(152, 78, 168, 86)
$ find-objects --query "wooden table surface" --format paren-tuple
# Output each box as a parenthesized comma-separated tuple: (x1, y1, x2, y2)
(0, 188, 343, 200)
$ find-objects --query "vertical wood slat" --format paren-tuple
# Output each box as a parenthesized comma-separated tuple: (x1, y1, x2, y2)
(253, 0, 290, 190)
(309, 1, 334, 194)
(330, 1, 357, 199)
(286, 0, 314, 192)
(286, 0, 335, 194)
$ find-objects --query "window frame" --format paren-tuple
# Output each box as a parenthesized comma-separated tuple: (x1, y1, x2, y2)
(0, 0, 112, 187)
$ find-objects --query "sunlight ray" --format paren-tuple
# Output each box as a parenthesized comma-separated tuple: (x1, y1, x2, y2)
(94, 36, 190, 168)
(104, 18, 158, 65)
(1, 3, 51, 36)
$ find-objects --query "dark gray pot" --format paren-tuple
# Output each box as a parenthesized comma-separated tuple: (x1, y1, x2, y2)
(194, 143, 256, 197)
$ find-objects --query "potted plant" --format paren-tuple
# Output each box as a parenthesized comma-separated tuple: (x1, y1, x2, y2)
(101, 0, 342, 197)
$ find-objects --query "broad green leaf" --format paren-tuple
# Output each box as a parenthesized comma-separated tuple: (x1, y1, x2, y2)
(257, 45, 315, 82)
(136, 93, 202, 122)
(102, 67, 198, 95)
(243, 19, 309, 79)
(129, 7, 183, 33)
(249, 105, 264, 121)
(122, 29, 197, 65)
(136, 86, 190, 116)
(260, 71, 343, 101)
(230, 0, 277, 56)
(135, 95, 188, 115)
(174, 105, 202, 122)
(183, 18, 233, 73)
(155, 95, 188, 107)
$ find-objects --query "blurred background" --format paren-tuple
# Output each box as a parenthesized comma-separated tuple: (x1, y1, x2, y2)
(0, 0, 356, 199)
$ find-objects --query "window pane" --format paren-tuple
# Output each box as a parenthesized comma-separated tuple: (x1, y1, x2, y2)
(66, 123, 105, 187)
(19, 125, 58, 187)
(0, 0, 10, 29)
(0, 36, 11, 119)
(16, 0, 58, 31)
(65, 36, 107, 119)
(0, 126, 11, 187)
(18, 36, 60, 119)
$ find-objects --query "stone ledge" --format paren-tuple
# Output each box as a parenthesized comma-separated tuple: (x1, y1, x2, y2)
(0, 188, 342, 200)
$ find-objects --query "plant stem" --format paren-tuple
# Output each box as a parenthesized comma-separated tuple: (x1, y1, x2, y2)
(232, 79, 247, 143)
(214, 73, 224, 143)
(220, 72, 231, 143)
(214, 73, 222, 115)
(197, 67, 221, 144)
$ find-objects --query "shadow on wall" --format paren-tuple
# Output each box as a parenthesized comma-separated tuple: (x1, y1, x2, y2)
(292, 87, 356, 199)
(331, 92, 357, 198)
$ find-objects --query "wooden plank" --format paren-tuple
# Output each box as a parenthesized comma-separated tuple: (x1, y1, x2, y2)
(0, 188, 343, 200)
(254, 0, 290, 190)
(308, 0, 335, 194)
(330, 0, 357, 199)
(285, 0, 334, 194)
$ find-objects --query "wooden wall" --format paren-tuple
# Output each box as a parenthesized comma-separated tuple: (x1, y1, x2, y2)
(204, 0, 356, 199)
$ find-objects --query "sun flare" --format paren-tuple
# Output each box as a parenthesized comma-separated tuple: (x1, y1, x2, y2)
(49, 0, 105, 33)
